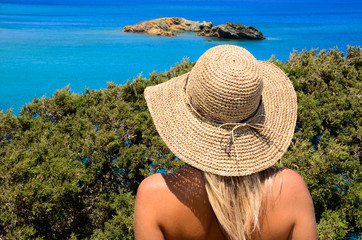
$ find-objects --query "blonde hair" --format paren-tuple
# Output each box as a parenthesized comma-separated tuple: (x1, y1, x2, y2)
(202, 167, 280, 240)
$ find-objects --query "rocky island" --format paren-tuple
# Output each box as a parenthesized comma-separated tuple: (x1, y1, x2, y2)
(123, 17, 265, 40)
(123, 17, 212, 37)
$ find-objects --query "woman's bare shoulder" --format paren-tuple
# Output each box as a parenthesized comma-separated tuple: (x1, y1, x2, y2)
(135, 167, 219, 240)
(277, 168, 310, 197)
(136, 173, 170, 210)
(137, 173, 167, 194)
(278, 168, 305, 181)
(266, 168, 311, 208)
(134, 173, 170, 239)
(268, 168, 318, 239)
(136, 167, 202, 209)
(137, 166, 202, 196)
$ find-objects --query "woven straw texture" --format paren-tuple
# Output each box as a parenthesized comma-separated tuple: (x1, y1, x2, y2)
(145, 45, 297, 176)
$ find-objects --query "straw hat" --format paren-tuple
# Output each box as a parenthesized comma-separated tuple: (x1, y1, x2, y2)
(145, 45, 297, 176)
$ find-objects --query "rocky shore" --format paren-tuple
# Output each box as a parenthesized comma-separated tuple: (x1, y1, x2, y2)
(123, 17, 265, 40)
(123, 17, 212, 37)
(198, 22, 265, 40)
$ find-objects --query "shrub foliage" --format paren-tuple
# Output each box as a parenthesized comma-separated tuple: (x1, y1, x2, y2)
(0, 48, 361, 239)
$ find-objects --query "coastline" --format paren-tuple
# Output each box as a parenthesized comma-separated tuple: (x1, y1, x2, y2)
(1, 1, 361, 114)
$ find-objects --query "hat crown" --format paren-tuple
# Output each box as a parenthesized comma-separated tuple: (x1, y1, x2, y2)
(187, 45, 263, 123)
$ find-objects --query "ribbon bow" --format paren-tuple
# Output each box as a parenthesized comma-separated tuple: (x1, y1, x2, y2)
(184, 74, 287, 158)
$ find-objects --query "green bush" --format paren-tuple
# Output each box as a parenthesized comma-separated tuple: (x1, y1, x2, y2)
(272, 46, 361, 239)
(0, 48, 360, 239)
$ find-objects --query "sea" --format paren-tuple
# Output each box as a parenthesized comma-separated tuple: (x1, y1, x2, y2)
(1, 0, 362, 114)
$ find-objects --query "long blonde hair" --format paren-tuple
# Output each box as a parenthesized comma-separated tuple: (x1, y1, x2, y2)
(203, 167, 280, 240)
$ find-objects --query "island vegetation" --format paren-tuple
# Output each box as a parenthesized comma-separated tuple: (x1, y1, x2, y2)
(0, 46, 361, 239)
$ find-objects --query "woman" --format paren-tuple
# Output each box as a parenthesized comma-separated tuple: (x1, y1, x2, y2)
(134, 45, 318, 240)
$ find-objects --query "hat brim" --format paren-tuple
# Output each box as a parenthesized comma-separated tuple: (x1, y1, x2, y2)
(145, 61, 297, 176)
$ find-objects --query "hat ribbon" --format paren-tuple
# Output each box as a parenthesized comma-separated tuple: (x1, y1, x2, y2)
(184, 74, 288, 157)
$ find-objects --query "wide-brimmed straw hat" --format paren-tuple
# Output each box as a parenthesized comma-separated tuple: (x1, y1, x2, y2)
(145, 45, 297, 176)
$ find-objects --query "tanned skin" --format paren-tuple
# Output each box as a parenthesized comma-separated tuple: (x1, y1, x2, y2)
(134, 165, 318, 240)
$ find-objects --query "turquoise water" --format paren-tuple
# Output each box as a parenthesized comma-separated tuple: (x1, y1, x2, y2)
(1, 0, 362, 113)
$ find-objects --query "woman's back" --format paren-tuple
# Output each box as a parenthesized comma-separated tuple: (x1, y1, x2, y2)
(137, 45, 317, 240)
(134, 165, 318, 240)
